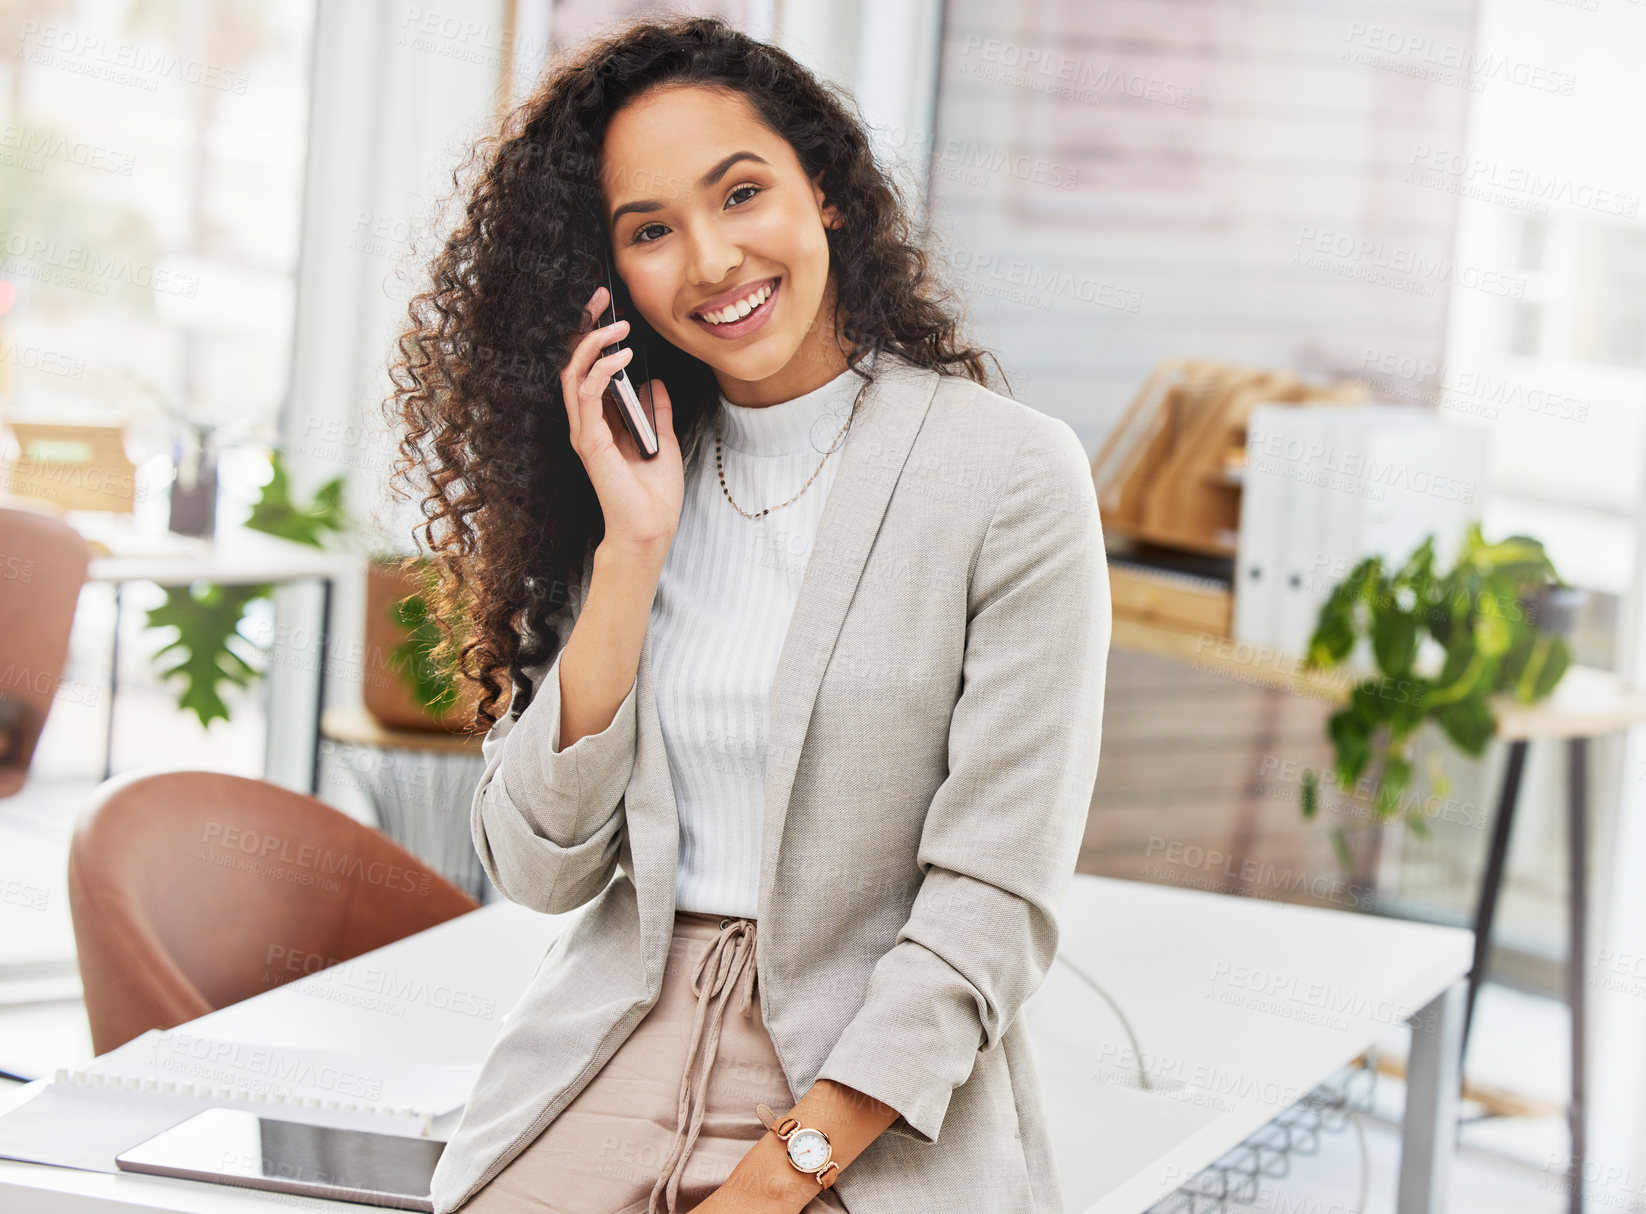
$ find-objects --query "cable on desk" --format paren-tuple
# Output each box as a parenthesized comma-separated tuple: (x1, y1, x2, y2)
(1053, 949, 1154, 1091)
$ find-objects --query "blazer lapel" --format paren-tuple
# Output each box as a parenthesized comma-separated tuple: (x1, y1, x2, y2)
(756, 354, 942, 925)
(624, 353, 943, 967)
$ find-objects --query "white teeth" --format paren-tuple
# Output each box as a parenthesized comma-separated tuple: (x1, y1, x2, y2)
(699, 281, 773, 325)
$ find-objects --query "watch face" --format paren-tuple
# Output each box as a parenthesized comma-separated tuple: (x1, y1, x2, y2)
(786, 1128, 831, 1172)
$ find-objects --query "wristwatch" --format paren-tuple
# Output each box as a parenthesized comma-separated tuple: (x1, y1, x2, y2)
(756, 1102, 840, 1189)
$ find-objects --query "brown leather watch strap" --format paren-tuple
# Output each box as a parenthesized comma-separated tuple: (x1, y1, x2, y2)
(755, 1102, 840, 1188)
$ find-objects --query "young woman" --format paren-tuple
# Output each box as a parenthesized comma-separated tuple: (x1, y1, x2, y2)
(389, 15, 1111, 1214)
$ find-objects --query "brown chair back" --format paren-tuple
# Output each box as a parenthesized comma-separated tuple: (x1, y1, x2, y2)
(67, 770, 479, 1055)
(0, 505, 90, 796)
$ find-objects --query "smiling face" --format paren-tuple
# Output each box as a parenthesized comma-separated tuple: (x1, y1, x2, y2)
(601, 83, 850, 407)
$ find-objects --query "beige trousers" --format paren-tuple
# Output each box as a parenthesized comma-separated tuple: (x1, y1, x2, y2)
(459, 908, 850, 1214)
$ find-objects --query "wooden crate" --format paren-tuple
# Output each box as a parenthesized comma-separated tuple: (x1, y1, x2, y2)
(1108, 560, 1233, 636)
(1092, 359, 1368, 558)
(1, 420, 136, 513)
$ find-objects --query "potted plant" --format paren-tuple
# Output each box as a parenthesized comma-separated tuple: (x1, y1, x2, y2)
(145, 450, 349, 726)
(143, 448, 480, 733)
(1298, 523, 1579, 877)
(361, 555, 478, 732)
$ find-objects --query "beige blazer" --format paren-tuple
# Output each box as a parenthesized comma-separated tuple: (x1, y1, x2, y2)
(429, 349, 1113, 1214)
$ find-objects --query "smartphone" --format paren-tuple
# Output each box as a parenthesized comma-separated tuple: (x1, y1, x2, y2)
(599, 247, 660, 459)
(114, 1106, 445, 1212)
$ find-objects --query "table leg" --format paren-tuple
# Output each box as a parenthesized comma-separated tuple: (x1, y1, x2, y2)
(1463, 738, 1529, 1057)
(103, 582, 122, 782)
(1398, 979, 1465, 1214)
(1566, 735, 1589, 1214)
(309, 578, 334, 796)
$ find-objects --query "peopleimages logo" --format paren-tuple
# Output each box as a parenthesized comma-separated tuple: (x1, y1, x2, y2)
(16, 21, 251, 94)
(146, 1032, 385, 1102)
(936, 139, 1080, 190)
(1248, 423, 1479, 504)
(1357, 348, 1591, 423)
(946, 249, 1143, 312)
(198, 822, 433, 896)
(958, 34, 1195, 108)
(1407, 146, 1638, 220)
(0, 453, 137, 500)
(1341, 22, 1577, 96)
(0, 124, 135, 175)
(1292, 226, 1525, 300)
(0, 228, 200, 297)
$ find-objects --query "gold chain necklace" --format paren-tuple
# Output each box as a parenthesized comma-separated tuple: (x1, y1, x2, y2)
(714, 381, 865, 520)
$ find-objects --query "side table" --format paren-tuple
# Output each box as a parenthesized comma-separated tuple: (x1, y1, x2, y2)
(319, 706, 490, 903)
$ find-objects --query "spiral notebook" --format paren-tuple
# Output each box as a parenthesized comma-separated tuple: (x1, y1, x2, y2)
(0, 1026, 478, 1175)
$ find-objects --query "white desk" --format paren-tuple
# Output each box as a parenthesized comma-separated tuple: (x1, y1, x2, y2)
(73, 516, 359, 793)
(1043, 877, 1470, 1214)
(0, 875, 1472, 1214)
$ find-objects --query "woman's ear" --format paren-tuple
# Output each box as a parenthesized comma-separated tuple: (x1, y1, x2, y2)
(812, 168, 842, 230)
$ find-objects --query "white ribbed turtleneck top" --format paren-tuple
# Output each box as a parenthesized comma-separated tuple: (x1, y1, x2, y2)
(649, 353, 872, 919)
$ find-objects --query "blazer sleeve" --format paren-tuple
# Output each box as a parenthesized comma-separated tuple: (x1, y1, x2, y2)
(470, 591, 640, 915)
(812, 412, 1112, 1144)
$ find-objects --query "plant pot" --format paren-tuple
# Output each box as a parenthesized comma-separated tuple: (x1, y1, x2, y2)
(362, 559, 478, 733)
(1311, 777, 1394, 901)
(1522, 584, 1587, 639)
(168, 426, 217, 538)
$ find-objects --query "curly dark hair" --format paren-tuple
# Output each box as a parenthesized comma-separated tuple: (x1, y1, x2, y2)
(386, 13, 1005, 732)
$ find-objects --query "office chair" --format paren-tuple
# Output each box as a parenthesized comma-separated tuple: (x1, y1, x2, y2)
(0, 505, 91, 797)
(67, 770, 480, 1055)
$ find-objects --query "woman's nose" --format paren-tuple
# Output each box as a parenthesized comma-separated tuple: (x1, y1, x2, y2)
(684, 225, 742, 289)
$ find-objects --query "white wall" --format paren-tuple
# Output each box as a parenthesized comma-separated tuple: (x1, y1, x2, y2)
(922, 0, 1480, 451)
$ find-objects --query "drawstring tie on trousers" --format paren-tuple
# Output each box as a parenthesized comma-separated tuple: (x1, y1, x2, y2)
(648, 915, 759, 1214)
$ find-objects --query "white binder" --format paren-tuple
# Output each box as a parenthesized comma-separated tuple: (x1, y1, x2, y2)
(1232, 403, 1294, 648)
(1236, 404, 1489, 658)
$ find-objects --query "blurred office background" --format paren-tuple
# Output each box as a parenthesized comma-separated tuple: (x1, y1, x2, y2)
(3, 1, 1646, 1210)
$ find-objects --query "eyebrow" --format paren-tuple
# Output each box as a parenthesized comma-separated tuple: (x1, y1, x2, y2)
(609, 151, 772, 227)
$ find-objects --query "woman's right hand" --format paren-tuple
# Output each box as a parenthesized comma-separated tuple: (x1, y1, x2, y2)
(561, 284, 684, 552)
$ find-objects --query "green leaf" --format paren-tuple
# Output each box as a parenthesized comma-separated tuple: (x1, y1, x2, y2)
(1296, 520, 1574, 849)
(1350, 680, 1396, 727)
(1307, 613, 1357, 670)
(1301, 768, 1319, 819)
(1395, 535, 1437, 582)
(1534, 637, 1571, 700)
(1475, 607, 1514, 659)
(1499, 623, 1536, 692)
(245, 450, 349, 549)
(389, 585, 459, 715)
(145, 583, 272, 728)
(1473, 534, 1555, 581)
(1434, 697, 1496, 756)
(141, 448, 352, 729)
(1307, 557, 1382, 668)
(1376, 754, 1412, 818)
(1388, 678, 1430, 737)
(1329, 825, 1355, 878)
(1329, 706, 1373, 785)
(1372, 609, 1419, 677)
